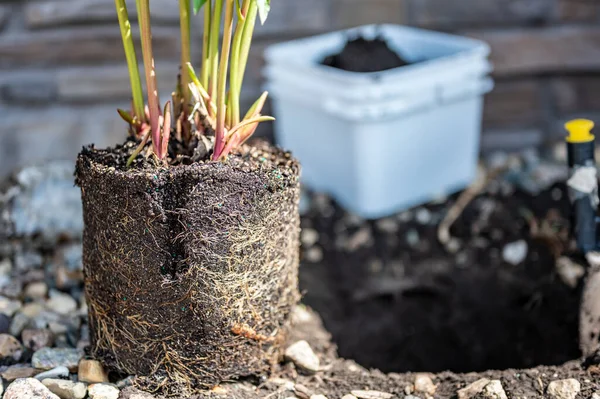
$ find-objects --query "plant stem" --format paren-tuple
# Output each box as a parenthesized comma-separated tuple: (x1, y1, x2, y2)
(229, 0, 251, 127)
(213, 0, 235, 160)
(200, 0, 212, 90)
(179, 0, 191, 111)
(115, 0, 145, 123)
(237, 0, 257, 92)
(136, 0, 162, 158)
(208, 0, 223, 104)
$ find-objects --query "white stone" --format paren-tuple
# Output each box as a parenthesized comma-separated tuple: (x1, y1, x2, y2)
(342, 395, 358, 399)
(88, 383, 120, 399)
(556, 257, 585, 288)
(42, 379, 87, 399)
(285, 340, 319, 373)
(351, 390, 393, 399)
(502, 240, 528, 265)
(46, 290, 77, 315)
(482, 380, 508, 399)
(311, 395, 328, 399)
(301, 228, 320, 247)
(4, 378, 60, 399)
(457, 378, 491, 399)
(547, 379, 581, 399)
(414, 373, 436, 395)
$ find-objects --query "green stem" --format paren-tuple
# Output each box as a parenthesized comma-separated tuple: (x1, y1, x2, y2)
(208, 0, 223, 103)
(136, 0, 162, 159)
(115, 0, 145, 123)
(230, 0, 251, 127)
(179, 0, 191, 111)
(237, 0, 257, 93)
(213, 0, 234, 160)
(200, 0, 211, 90)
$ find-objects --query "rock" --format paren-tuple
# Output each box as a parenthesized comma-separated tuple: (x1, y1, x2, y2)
(32, 348, 82, 371)
(345, 227, 372, 251)
(556, 257, 585, 288)
(592, 392, 600, 399)
(414, 373, 436, 395)
(482, 380, 508, 399)
(305, 247, 323, 263)
(119, 387, 156, 399)
(547, 379, 581, 399)
(457, 378, 491, 399)
(342, 395, 358, 399)
(285, 340, 320, 373)
(376, 218, 398, 234)
(405, 229, 420, 247)
(0, 313, 11, 333)
(0, 333, 22, 360)
(35, 366, 70, 381)
(1, 364, 37, 380)
(88, 383, 120, 399)
(14, 251, 43, 272)
(0, 296, 22, 317)
(25, 282, 49, 299)
(22, 328, 54, 351)
(42, 379, 87, 399)
(502, 240, 528, 265)
(22, 302, 44, 318)
(1, 162, 83, 243)
(351, 391, 393, 399)
(301, 228, 319, 247)
(415, 208, 432, 225)
(4, 378, 60, 399)
(310, 396, 328, 399)
(56, 244, 82, 272)
(404, 396, 421, 399)
(48, 321, 68, 335)
(46, 290, 77, 316)
(78, 359, 109, 383)
(10, 312, 31, 336)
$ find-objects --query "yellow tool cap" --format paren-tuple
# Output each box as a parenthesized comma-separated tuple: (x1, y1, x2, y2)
(565, 119, 595, 143)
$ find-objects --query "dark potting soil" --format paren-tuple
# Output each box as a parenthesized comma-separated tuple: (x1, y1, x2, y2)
(299, 181, 583, 375)
(76, 140, 301, 390)
(322, 36, 410, 73)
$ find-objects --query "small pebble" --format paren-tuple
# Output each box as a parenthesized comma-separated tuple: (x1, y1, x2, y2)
(502, 240, 528, 266)
(415, 208, 432, 225)
(376, 218, 398, 234)
(25, 282, 49, 299)
(351, 390, 393, 399)
(301, 228, 320, 247)
(1, 364, 37, 381)
(342, 395, 358, 399)
(457, 378, 490, 399)
(556, 257, 585, 289)
(414, 373, 436, 395)
(482, 380, 507, 399)
(32, 347, 82, 372)
(285, 340, 320, 373)
(10, 312, 30, 336)
(4, 377, 59, 399)
(46, 290, 77, 316)
(551, 188, 563, 201)
(310, 395, 328, 399)
(21, 302, 44, 318)
(35, 366, 70, 381)
(0, 297, 22, 317)
(305, 247, 323, 263)
(42, 379, 86, 399)
(0, 333, 22, 360)
(78, 359, 109, 383)
(0, 313, 11, 334)
(22, 328, 54, 351)
(405, 229, 420, 247)
(88, 383, 120, 399)
(547, 379, 581, 399)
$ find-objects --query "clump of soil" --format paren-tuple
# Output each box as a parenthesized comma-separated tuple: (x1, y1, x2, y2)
(76, 140, 301, 391)
(300, 181, 584, 374)
(322, 36, 409, 72)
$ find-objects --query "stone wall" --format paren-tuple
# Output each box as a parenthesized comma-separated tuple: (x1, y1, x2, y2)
(0, 0, 599, 175)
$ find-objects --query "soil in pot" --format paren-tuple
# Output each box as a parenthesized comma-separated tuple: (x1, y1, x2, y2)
(322, 36, 410, 72)
(75, 139, 301, 391)
(299, 181, 583, 374)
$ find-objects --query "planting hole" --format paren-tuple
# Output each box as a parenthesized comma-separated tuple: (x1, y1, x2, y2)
(300, 184, 582, 373)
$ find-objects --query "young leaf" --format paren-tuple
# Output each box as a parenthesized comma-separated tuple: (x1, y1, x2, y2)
(256, 0, 270, 25)
(193, 0, 208, 15)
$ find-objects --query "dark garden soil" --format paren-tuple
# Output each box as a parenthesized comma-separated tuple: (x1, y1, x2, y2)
(322, 36, 410, 72)
(300, 182, 581, 375)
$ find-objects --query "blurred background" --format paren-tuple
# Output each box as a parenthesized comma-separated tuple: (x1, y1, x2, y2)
(0, 0, 599, 176)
